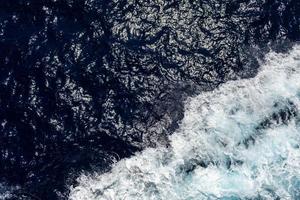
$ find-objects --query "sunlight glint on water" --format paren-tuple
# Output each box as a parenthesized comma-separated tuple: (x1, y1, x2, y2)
(69, 45, 300, 200)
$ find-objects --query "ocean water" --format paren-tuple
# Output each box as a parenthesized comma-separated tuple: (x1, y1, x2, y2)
(69, 46, 300, 200)
(1, 1, 300, 199)
(0, 184, 17, 200)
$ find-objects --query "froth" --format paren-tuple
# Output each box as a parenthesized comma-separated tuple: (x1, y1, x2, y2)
(69, 45, 300, 200)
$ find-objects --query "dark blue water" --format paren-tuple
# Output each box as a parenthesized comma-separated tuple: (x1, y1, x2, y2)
(0, 0, 299, 199)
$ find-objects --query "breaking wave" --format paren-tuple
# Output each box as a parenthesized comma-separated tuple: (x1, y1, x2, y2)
(69, 45, 300, 200)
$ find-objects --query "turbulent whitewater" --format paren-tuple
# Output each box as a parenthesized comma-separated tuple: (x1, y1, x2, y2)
(69, 46, 300, 200)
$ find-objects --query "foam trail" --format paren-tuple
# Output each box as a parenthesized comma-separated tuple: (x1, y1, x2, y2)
(69, 45, 300, 200)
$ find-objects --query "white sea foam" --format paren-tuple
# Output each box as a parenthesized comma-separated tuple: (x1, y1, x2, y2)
(69, 45, 300, 200)
(0, 183, 18, 200)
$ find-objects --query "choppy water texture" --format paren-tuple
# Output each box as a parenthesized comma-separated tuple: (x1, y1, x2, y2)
(0, 183, 17, 200)
(0, 0, 300, 199)
(70, 45, 300, 200)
